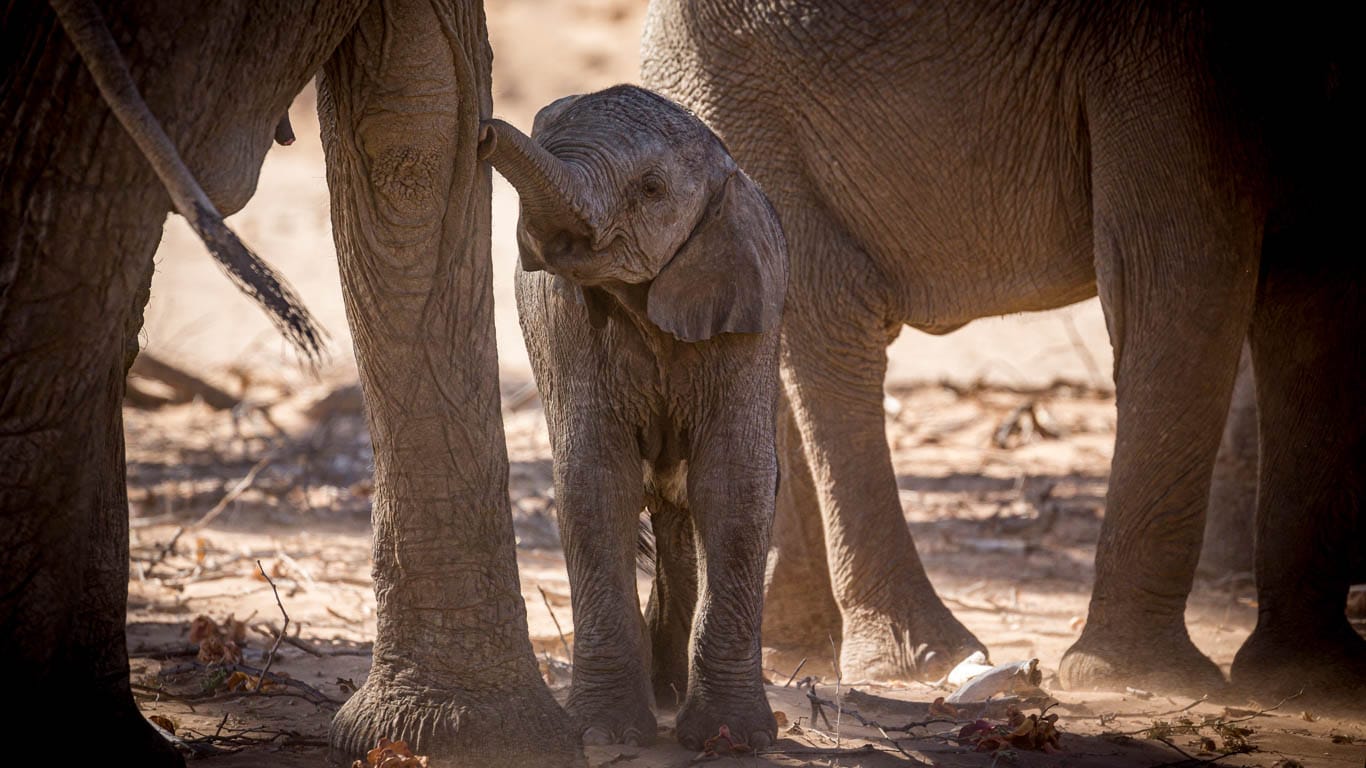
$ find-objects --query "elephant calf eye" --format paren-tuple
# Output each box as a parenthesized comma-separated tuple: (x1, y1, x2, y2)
(641, 176, 666, 200)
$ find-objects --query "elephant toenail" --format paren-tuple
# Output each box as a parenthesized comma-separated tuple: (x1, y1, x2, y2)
(581, 726, 612, 746)
(622, 728, 642, 746)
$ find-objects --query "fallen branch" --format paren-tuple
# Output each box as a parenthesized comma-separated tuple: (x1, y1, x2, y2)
(130, 353, 241, 410)
(755, 744, 882, 758)
(155, 660, 339, 705)
(1103, 691, 1300, 738)
(802, 684, 966, 736)
(132, 682, 336, 709)
(251, 622, 320, 657)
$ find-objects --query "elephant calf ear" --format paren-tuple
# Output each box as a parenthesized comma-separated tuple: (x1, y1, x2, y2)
(647, 171, 788, 342)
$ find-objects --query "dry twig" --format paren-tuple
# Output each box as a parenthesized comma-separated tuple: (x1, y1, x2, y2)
(538, 584, 573, 662)
(147, 456, 273, 575)
(254, 559, 288, 693)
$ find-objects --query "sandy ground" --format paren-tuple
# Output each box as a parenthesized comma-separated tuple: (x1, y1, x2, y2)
(121, 0, 1363, 766)
(124, 380, 1366, 767)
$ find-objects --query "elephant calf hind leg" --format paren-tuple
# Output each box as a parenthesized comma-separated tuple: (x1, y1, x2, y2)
(644, 499, 696, 709)
(1231, 253, 1366, 712)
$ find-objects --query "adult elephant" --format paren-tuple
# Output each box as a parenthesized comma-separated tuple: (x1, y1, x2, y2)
(643, 0, 1363, 703)
(1, 0, 582, 765)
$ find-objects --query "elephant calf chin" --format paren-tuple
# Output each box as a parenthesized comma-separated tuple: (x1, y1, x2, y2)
(482, 85, 788, 749)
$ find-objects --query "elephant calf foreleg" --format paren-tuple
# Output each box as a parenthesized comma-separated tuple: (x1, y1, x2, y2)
(554, 430, 657, 746)
(672, 417, 779, 751)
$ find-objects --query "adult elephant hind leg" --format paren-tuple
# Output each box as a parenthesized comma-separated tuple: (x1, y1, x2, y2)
(762, 395, 843, 679)
(1231, 246, 1366, 711)
(781, 244, 984, 682)
(1060, 78, 1261, 696)
(319, 1, 579, 765)
(1197, 344, 1258, 579)
(0, 226, 180, 768)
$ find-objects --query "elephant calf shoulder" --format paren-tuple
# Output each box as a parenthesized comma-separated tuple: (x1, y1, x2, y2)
(481, 85, 787, 750)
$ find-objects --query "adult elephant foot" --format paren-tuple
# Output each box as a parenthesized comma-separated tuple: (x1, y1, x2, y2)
(73, 693, 184, 768)
(330, 662, 584, 767)
(567, 685, 658, 746)
(674, 688, 777, 752)
(1059, 623, 1226, 697)
(1231, 620, 1366, 714)
(838, 597, 986, 682)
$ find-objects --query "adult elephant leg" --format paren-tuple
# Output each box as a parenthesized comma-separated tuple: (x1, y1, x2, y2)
(645, 497, 696, 711)
(319, 1, 579, 764)
(1231, 244, 1366, 708)
(762, 394, 842, 677)
(1, 11, 179, 761)
(1060, 75, 1260, 695)
(780, 213, 984, 682)
(0, 196, 177, 766)
(1197, 344, 1258, 578)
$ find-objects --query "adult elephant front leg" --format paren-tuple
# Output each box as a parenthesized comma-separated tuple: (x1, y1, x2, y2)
(779, 221, 984, 681)
(1060, 63, 1260, 696)
(319, 1, 579, 764)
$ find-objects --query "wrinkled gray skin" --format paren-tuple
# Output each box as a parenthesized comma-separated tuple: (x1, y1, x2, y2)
(480, 85, 787, 749)
(645, 0, 1364, 707)
(1, 0, 584, 765)
(1200, 346, 1258, 578)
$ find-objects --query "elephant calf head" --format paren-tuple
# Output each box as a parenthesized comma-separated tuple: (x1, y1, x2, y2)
(479, 85, 785, 342)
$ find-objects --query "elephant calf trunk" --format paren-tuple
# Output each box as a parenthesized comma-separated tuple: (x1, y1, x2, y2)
(478, 119, 593, 233)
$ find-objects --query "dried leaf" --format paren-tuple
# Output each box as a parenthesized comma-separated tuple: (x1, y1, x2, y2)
(700, 724, 752, 756)
(930, 696, 961, 718)
(189, 615, 219, 644)
(362, 737, 430, 768)
(148, 715, 177, 734)
(773, 710, 788, 728)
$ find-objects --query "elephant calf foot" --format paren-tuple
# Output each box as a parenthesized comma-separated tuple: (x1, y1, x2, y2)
(330, 664, 583, 767)
(1231, 620, 1366, 714)
(839, 602, 986, 682)
(674, 686, 777, 752)
(568, 682, 658, 746)
(1060, 621, 1226, 697)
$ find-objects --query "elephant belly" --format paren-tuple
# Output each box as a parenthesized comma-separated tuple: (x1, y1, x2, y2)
(668, 0, 1103, 328)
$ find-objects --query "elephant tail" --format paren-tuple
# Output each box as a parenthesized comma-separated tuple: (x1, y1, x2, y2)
(46, 0, 326, 364)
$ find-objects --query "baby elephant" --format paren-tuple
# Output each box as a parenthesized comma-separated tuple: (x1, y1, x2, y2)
(479, 85, 787, 750)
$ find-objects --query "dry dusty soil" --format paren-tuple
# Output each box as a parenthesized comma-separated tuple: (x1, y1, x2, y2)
(124, 378, 1366, 768)
(119, 0, 1363, 766)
